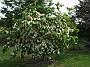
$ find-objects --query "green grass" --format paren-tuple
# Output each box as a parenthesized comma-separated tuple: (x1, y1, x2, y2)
(0, 46, 25, 67)
(0, 46, 90, 67)
(49, 50, 90, 67)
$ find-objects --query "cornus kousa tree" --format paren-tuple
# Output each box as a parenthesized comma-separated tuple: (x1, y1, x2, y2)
(2, 0, 78, 58)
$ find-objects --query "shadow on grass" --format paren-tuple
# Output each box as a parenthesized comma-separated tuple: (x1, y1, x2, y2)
(0, 46, 54, 67)
(1, 49, 90, 67)
(0, 57, 25, 67)
(0, 56, 55, 67)
(20, 56, 55, 67)
(0, 46, 25, 67)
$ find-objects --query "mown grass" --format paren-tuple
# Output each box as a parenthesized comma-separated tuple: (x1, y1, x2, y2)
(49, 50, 90, 67)
(0, 46, 90, 67)
(0, 46, 25, 67)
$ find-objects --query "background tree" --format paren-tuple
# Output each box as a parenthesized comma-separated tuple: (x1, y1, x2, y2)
(75, 0, 90, 41)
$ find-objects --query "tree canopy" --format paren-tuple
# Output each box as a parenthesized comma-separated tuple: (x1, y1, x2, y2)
(75, 0, 90, 40)
(1, 0, 78, 58)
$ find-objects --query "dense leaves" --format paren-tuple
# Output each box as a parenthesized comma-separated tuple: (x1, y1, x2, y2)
(1, 0, 78, 58)
(75, 0, 90, 40)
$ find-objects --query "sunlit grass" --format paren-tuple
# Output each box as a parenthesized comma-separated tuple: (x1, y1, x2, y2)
(49, 50, 90, 67)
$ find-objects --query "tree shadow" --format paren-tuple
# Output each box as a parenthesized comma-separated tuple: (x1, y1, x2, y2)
(0, 46, 55, 67)
(21, 56, 55, 67)
(0, 56, 55, 67)
(0, 57, 25, 67)
(1, 50, 90, 67)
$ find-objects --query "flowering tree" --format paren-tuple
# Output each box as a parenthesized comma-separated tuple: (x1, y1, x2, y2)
(2, 0, 78, 58)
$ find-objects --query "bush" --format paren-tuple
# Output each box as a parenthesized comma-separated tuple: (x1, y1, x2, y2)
(2, 1, 78, 58)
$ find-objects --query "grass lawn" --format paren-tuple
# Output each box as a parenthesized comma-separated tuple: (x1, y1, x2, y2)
(50, 50, 90, 67)
(0, 46, 25, 67)
(0, 46, 90, 67)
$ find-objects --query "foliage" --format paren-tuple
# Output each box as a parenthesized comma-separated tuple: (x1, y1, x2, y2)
(2, 0, 78, 58)
(75, 0, 90, 40)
